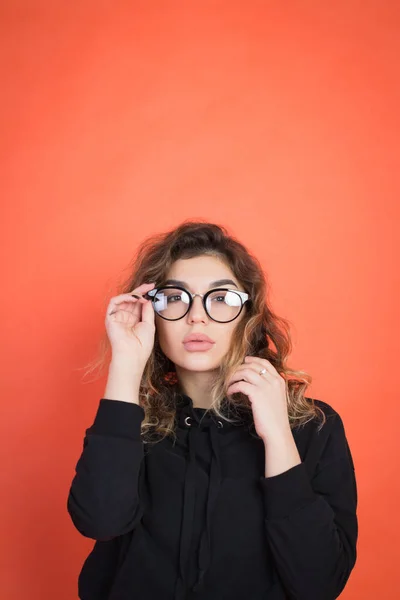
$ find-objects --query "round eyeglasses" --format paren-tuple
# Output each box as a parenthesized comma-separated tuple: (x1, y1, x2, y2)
(143, 285, 251, 323)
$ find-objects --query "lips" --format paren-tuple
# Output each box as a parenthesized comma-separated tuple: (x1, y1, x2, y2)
(183, 334, 215, 344)
(183, 340, 215, 352)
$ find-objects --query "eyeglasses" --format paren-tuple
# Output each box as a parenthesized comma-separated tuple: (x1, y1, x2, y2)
(144, 285, 251, 323)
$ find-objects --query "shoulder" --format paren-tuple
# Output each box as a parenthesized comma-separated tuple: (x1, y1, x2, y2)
(304, 397, 354, 470)
(311, 397, 339, 417)
(314, 398, 350, 434)
(306, 397, 346, 430)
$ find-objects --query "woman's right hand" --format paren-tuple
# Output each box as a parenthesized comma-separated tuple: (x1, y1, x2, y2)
(105, 282, 157, 369)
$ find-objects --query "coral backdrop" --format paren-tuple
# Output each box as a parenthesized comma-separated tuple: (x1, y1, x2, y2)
(1, 2, 398, 599)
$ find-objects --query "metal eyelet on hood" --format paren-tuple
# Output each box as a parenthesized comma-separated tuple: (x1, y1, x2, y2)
(184, 415, 224, 428)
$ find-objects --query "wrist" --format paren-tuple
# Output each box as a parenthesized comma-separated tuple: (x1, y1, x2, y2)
(104, 359, 144, 405)
(109, 356, 144, 378)
(261, 427, 295, 449)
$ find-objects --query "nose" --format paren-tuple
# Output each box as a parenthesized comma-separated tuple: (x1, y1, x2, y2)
(187, 294, 208, 323)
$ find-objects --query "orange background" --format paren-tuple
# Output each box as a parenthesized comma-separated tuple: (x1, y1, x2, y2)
(1, 1, 399, 598)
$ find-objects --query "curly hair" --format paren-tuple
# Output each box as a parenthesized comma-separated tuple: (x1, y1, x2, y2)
(78, 219, 326, 445)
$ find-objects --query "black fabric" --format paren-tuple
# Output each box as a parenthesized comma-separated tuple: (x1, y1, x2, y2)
(67, 393, 358, 600)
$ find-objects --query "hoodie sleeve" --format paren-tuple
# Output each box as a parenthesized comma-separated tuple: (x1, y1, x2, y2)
(258, 412, 358, 600)
(67, 398, 146, 541)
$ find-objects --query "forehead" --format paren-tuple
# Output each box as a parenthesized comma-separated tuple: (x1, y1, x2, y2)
(164, 256, 238, 290)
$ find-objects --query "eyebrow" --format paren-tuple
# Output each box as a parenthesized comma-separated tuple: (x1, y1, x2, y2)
(162, 278, 239, 289)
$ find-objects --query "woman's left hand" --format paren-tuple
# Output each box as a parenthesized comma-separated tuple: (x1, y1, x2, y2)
(226, 356, 291, 442)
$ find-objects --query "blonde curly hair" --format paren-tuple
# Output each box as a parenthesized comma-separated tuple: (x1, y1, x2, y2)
(79, 219, 326, 445)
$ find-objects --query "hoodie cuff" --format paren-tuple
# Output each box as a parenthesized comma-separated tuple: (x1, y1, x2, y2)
(259, 462, 317, 519)
(88, 398, 146, 440)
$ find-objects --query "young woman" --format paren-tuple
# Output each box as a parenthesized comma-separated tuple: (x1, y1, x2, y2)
(67, 220, 358, 600)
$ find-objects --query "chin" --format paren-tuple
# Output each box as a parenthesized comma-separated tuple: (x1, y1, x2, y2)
(176, 354, 221, 371)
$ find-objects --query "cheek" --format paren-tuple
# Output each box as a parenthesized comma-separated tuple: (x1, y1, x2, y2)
(156, 321, 184, 354)
(223, 323, 238, 343)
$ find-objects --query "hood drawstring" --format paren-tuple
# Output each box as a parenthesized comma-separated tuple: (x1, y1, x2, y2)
(173, 404, 224, 599)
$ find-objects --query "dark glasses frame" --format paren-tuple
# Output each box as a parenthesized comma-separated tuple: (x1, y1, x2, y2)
(143, 285, 251, 323)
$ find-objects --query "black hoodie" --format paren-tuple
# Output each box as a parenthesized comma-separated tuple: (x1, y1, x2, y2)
(67, 392, 358, 600)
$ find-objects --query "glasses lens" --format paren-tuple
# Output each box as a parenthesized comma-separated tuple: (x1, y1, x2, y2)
(206, 290, 242, 321)
(152, 288, 190, 319)
(152, 288, 242, 321)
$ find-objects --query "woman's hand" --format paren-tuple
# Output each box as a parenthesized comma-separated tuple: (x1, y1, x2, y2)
(226, 356, 291, 442)
(105, 282, 157, 370)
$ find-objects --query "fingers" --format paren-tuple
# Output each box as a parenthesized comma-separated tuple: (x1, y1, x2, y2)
(107, 295, 142, 316)
(106, 283, 156, 317)
(128, 282, 156, 296)
(112, 294, 146, 306)
(140, 294, 155, 325)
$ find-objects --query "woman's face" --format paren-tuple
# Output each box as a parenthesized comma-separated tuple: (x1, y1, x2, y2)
(155, 255, 248, 373)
